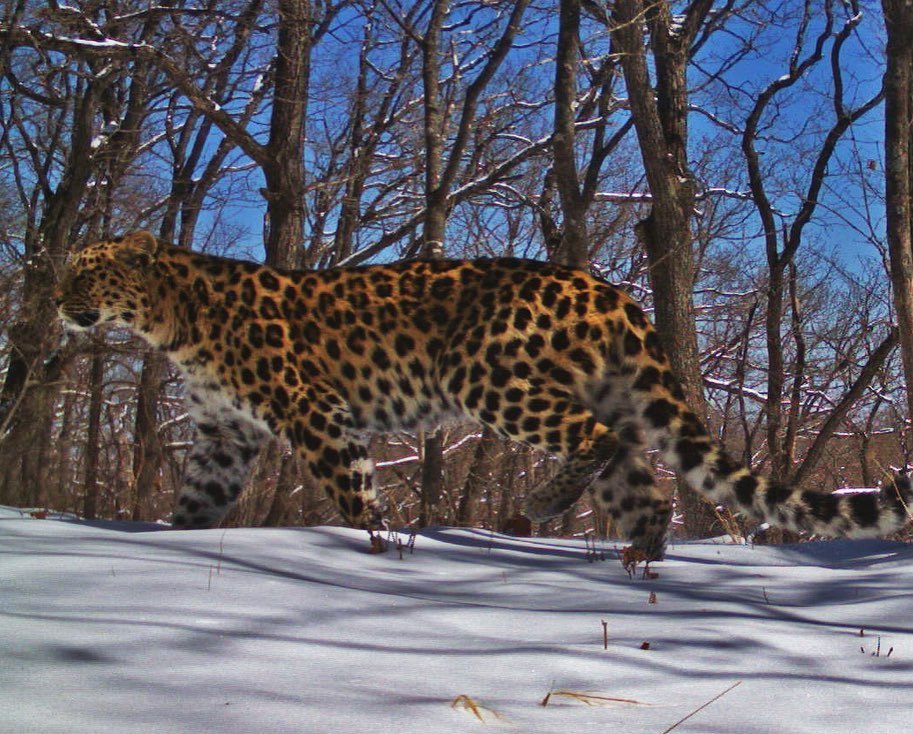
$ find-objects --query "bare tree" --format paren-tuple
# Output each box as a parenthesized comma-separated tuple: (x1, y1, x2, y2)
(395, 0, 530, 525)
(737, 0, 886, 483)
(0, 2, 168, 505)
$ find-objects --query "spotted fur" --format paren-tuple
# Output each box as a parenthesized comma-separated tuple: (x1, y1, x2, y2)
(55, 231, 912, 558)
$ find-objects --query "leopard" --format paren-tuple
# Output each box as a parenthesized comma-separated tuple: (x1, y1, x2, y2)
(54, 230, 912, 560)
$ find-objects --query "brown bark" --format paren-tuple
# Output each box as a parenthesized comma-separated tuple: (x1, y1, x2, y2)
(413, 0, 450, 523)
(263, 0, 313, 269)
(418, 430, 445, 527)
(260, 1, 334, 522)
(419, 0, 449, 255)
(83, 349, 105, 520)
(263, 452, 306, 526)
(457, 428, 499, 526)
(131, 352, 166, 521)
(550, 1, 634, 267)
(611, 0, 716, 536)
(782, 264, 806, 471)
(883, 0, 913, 425)
(552, 0, 588, 266)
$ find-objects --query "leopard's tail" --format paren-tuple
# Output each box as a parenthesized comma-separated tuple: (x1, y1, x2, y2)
(603, 314, 913, 539)
(674, 436, 912, 538)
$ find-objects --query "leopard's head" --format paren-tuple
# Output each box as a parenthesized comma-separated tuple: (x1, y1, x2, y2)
(55, 230, 159, 332)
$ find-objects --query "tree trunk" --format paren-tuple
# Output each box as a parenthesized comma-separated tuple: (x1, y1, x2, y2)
(551, 0, 588, 266)
(263, 0, 312, 269)
(612, 0, 717, 536)
(412, 0, 530, 525)
(418, 429, 445, 527)
(131, 352, 166, 521)
(413, 0, 451, 526)
(883, 0, 913, 425)
(263, 452, 305, 526)
(83, 349, 105, 520)
(260, 0, 316, 523)
(457, 428, 499, 526)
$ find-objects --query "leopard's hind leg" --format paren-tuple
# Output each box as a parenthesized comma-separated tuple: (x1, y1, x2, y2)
(585, 419, 671, 560)
(523, 428, 618, 522)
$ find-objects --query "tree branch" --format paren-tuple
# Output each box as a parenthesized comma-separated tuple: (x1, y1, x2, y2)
(793, 327, 899, 487)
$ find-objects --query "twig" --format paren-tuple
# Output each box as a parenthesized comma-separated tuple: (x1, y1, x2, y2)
(660, 681, 743, 734)
(218, 530, 226, 575)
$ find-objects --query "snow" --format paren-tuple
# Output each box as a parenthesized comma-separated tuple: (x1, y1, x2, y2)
(2, 506, 912, 734)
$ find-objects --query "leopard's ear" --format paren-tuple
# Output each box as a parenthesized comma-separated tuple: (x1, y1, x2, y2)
(115, 230, 159, 269)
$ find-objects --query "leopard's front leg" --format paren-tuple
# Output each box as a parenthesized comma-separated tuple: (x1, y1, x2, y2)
(284, 382, 385, 529)
(172, 409, 268, 529)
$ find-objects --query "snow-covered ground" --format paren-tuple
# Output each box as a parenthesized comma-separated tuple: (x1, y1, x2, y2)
(2, 506, 912, 734)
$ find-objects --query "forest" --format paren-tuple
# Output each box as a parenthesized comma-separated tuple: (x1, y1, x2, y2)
(1, 0, 913, 543)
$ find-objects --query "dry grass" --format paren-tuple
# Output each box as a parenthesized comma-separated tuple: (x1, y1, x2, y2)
(450, 694, 504, 723)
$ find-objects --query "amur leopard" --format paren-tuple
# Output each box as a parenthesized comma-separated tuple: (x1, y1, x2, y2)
(55, 231, 912, 559)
